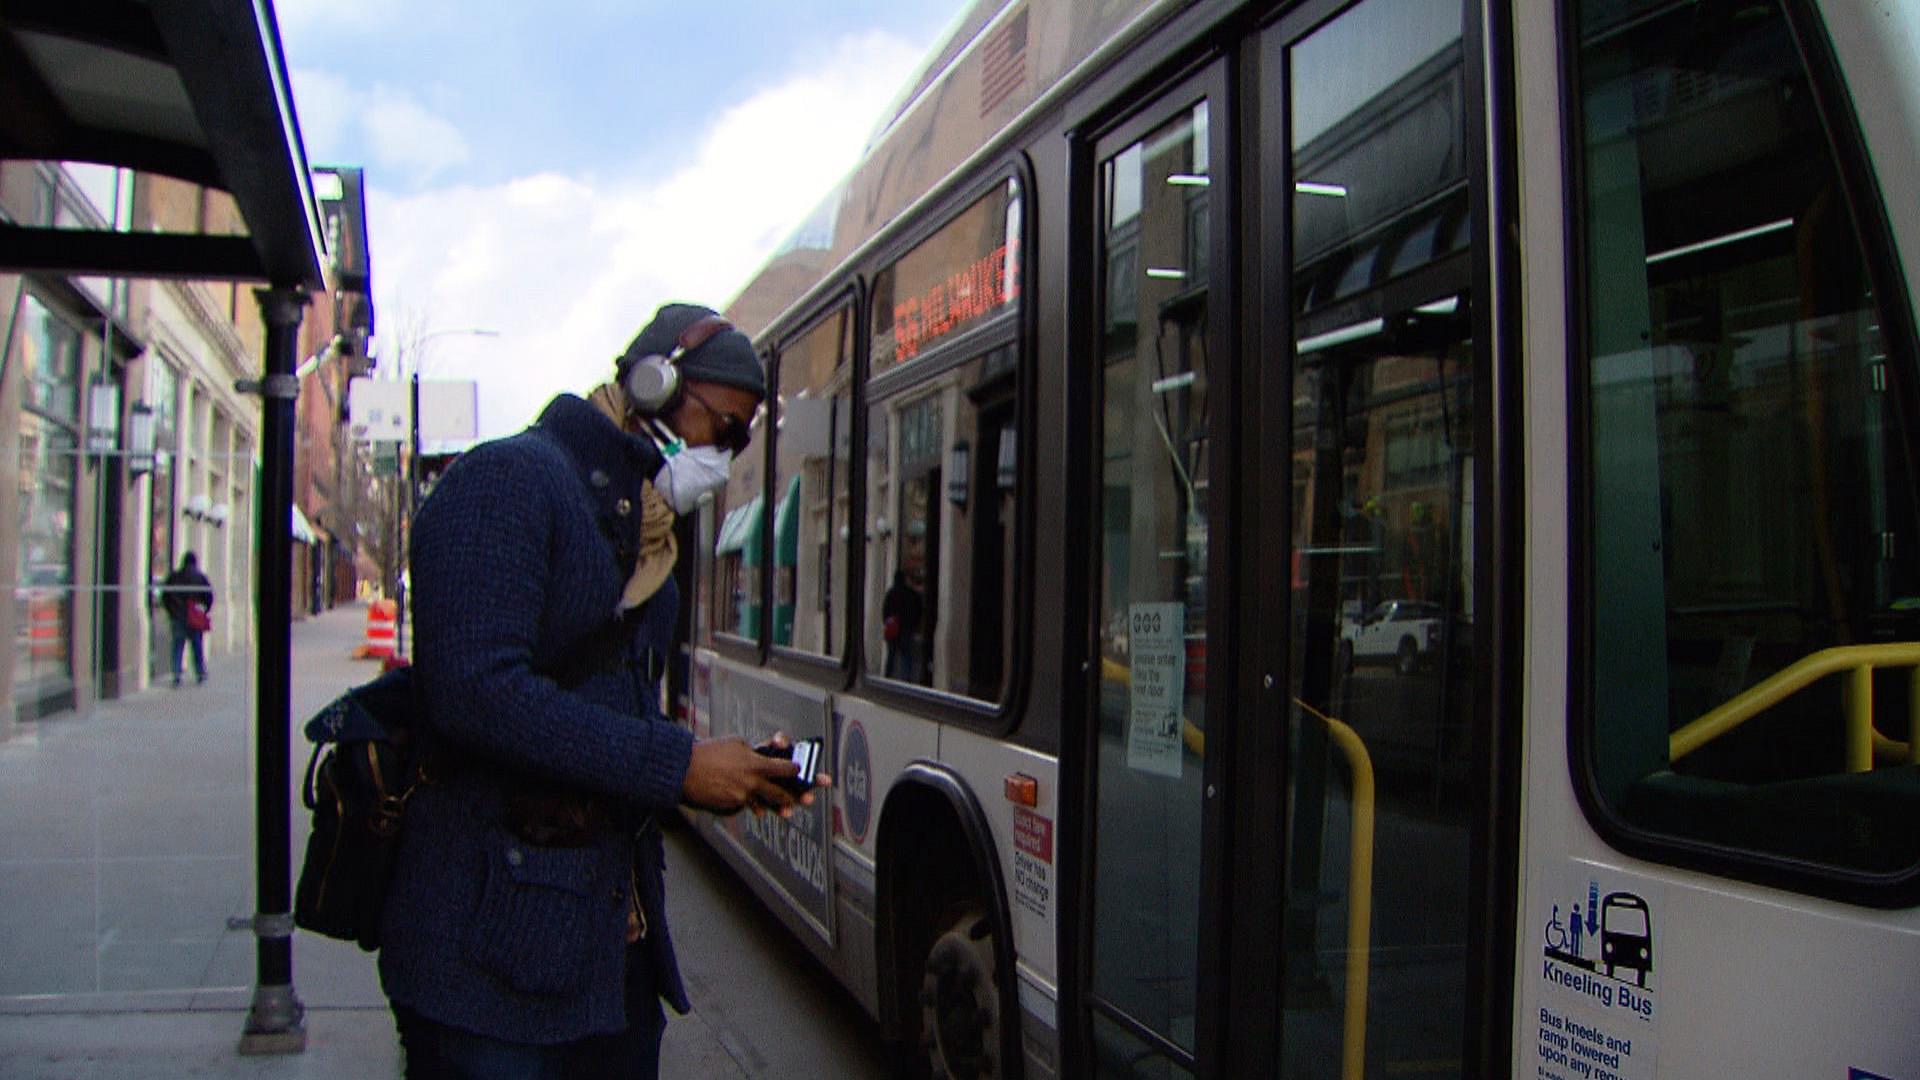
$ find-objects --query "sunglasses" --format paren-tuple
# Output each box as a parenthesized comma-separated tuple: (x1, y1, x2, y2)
(685, 386, 754, 456)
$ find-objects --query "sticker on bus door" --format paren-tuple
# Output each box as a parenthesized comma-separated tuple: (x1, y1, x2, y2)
(1126, 602, 1185, 778)
(1532, 866, 1663, 1080)
(1011, 806, 1052, 918)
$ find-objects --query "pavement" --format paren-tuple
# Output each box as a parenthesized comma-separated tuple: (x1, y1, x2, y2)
(0, 601, 845, 1079)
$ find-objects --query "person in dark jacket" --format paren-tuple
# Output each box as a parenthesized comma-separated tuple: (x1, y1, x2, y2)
(161, 552, 213, 687)
(882, 569, 925, 682)
(380, 303, 823, 1079)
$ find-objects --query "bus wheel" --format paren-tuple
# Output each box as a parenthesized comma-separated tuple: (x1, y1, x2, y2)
(919, 905, 999, 1079)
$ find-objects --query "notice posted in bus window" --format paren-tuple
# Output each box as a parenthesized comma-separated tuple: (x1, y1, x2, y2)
(1127, 602, 1185, 778)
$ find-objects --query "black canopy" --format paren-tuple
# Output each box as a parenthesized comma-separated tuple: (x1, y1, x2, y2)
(0, 0, 328, 1050)
(0, 0, 325, 287)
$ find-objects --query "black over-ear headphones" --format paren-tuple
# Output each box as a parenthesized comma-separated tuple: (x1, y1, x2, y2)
(621, 314, 734, 416)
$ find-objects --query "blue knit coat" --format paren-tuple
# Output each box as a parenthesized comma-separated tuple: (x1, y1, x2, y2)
(378, 394, 696, 1043)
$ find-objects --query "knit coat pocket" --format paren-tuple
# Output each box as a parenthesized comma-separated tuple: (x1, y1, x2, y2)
(466, 830, 602, 997)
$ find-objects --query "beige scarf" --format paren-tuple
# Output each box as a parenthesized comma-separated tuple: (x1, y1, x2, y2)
(587, 382, 678, 609)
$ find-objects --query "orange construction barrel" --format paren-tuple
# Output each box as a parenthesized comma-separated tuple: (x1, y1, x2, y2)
(355, 599, 398, 660)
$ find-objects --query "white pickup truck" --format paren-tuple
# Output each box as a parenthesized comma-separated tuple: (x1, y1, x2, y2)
(1338, 599, 1445, 675)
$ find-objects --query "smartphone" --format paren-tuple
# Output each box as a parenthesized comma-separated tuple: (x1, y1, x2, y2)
(755, 737, 822, 796)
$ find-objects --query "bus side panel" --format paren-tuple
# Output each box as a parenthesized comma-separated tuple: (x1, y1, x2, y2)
(936, 723, 1062, 1044)
(686, 654, 856, 987)
(829, 689, 942, 882)
(1511, 5, 1920, 1077)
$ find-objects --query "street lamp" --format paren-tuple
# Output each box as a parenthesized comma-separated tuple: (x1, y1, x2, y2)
(126, 401, 156, 476)
(396, 327, 498, 658)
(405, 327, 497, 502)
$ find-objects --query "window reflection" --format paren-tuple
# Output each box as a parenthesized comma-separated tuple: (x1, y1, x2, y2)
(711, 366, 770, 642)
(13, 295, 82, 712)
(1091, 101, 1210, 1068)
(1578, 0, 1920, 878)
(864, 347, 1018, 700)
(772, 310, 854, 658)
(1284, 2, 1475, 1078)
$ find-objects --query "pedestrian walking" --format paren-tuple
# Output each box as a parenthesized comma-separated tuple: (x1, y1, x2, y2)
(882, 569, 925, 682)
(161, 552, 213, 687)
(379, 302, 829, 1079)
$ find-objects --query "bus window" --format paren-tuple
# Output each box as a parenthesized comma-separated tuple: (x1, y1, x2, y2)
(1576, 0, 1920, 881)
(864, 346, 1019, 698)
(710, 368, 769, 643)
(1281, 0, 1478, 1075)
(1090, 99, 1212, 1067)
(864, 179, 1022, 701)
(772, 307, 853, 658)
(869, 179, 1020, 374)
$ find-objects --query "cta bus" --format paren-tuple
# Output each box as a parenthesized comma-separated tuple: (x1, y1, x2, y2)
(674, 0, 1920, 1076)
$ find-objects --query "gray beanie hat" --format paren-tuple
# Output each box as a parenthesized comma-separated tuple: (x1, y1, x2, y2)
(617, 302, 766, 401)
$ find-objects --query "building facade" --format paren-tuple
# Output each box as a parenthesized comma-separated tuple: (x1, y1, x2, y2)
(294, 166, 376, 618)
(0, 159, 370, 737)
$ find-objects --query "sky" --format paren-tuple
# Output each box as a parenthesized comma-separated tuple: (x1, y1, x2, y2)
(275, 0, 967, 439)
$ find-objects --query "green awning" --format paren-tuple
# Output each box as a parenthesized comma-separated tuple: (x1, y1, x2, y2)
(714, 496, 763, 560)
(774, 474, 801, 566)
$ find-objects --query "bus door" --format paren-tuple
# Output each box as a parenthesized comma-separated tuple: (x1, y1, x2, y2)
(1259, 1, 1494, 1077)
(1081, 4, 1500, 1075)
(1081, 2, 1502, 1074)
(1083, 61, 1235, 1079)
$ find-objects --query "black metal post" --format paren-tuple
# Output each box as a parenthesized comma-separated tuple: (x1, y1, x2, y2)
(240, 285, 308, 1054)
(394, 370, 419, 657)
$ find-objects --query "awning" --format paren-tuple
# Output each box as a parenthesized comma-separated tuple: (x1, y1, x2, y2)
(0, 0, 326, 288)
(774, 474, 801, 567)
(714, 496, 763, 560)
(290, 505, 317, 544)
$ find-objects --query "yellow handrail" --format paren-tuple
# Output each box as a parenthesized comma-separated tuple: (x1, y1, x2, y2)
(1295, 697, 1375, 1080)
(1099, 655, 1375, 1080)
(1668, 643, 1920, 769)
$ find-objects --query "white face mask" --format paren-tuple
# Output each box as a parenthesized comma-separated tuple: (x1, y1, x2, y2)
(653, 443, 732, 514)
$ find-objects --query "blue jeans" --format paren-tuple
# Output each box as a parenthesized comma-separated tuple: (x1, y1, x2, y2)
(169, 619, 205, 682)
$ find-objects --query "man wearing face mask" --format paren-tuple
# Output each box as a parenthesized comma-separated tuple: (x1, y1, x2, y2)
(379, 303, 822, 1078)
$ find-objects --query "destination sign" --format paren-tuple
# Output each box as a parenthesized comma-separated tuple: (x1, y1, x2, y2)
(872, 177, 1023, 371)
(893, 240, 1018, 362)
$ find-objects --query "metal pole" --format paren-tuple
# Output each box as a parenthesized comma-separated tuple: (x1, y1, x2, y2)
(396, 370, 419, 657)
(239, 285, 308, 1055)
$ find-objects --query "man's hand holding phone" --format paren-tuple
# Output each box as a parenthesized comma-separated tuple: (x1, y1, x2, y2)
(682, 732, 833, 818)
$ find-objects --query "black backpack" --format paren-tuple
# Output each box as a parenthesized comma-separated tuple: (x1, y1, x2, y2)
(294, 663, 422, 952)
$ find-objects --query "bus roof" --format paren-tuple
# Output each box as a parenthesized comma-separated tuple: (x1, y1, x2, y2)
(723, 0, 1182, 341)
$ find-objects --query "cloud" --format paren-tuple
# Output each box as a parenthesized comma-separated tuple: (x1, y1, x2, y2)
(275, 0, 406, 35)
(289, 68, 354, 164)
(363, 91, 472, 183)
(365, 28, 927, 440)
(289, 68, 470, 183)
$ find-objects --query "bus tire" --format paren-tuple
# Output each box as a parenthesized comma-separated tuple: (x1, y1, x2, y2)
(919, 904, 1000, 1079)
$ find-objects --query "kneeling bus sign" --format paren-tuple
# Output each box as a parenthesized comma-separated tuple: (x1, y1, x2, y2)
(1531, 863, 1661, 1080)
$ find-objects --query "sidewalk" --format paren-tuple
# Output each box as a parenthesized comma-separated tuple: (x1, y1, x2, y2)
(0, 603, 399, 1078)
(0, 603, 801, 1078)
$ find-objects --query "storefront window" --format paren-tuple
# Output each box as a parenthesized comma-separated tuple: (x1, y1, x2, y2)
(13, 295, 83, 711)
